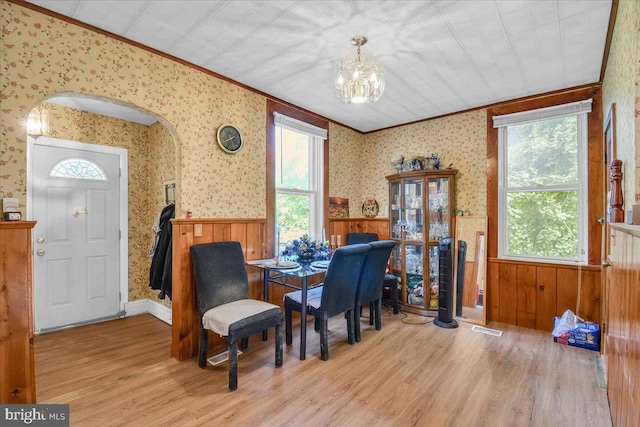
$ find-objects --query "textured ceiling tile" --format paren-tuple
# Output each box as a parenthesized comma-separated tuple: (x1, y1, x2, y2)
(24, 0, 612, 132)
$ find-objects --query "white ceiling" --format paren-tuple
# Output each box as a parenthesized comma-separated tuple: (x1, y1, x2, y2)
(26, 0, 612, 133)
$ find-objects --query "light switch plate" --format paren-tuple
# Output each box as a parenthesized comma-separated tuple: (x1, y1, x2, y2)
(194, 223, 202, 237)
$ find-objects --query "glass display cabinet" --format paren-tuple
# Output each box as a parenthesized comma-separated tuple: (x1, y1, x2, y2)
(387, 169, 457, 314)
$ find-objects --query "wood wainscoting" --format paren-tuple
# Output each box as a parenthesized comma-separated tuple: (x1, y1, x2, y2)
(487, 258, 601, 332)
(606, 224, 640, 427)
(0, 221, 37, 404)
(328, 218, 389, 246)
(171, 218, 268, 361)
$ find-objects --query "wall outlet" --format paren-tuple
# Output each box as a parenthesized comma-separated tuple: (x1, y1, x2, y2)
(194, 223, 202, 237)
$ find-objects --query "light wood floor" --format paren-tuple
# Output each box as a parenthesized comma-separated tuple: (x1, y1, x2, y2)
(35, 311, 611, 426)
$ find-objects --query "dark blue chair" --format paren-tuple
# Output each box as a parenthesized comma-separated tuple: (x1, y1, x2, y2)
(283, 244, 370, 360)
(354, 240, 397, 342)
(346, 233, 400, 315)
(346, 232, 379, 245)
(190, 241, 284, 391)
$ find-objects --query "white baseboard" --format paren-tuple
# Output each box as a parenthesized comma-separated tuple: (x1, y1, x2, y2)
(124, 299, 172, 325)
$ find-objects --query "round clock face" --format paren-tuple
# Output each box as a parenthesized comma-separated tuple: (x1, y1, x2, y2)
(217, 124, 244, 153)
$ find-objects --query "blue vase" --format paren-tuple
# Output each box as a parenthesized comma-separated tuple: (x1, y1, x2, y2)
(297, 253, 315, 263)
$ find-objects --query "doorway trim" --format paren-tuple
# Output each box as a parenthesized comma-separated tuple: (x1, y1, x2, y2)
(27, 136, 129, 314)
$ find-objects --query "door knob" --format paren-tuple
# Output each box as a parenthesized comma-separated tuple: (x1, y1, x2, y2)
(36, 236, 45, 243)
(36, 249, 45, 256)
(601, 260, 610, 268)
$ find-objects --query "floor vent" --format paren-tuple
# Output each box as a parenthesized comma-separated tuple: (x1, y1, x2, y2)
(207, 350, 243, 366)
(472, 325, 503, 337)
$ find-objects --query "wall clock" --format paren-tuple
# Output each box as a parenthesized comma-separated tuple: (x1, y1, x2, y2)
(217, 124, 244, 154)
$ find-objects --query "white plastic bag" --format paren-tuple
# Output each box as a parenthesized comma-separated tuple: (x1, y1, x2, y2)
(552, 309, 578, 337)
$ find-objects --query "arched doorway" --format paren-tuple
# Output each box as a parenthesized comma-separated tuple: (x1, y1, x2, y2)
(27, 92, 179, 330)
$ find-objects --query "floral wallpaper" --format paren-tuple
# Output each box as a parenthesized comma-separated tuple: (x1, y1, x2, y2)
(327, 122, 365, 218)
(602, 0, 640, 206)
(361, 109, 487, 217)
(39, 102, 172, 303)
(637, 8, 640, 204)
(148, 121, 176, 220)
(0, 0, 265, 219)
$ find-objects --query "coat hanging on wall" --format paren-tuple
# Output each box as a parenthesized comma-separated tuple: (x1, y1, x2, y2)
(149, 204, 175, 299)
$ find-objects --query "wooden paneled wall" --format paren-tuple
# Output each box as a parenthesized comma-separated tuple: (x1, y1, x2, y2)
(171, 218, 268, 361)
(328, 218, 389, 246)
(0, 221, 36, 404)
(606, 224, 640, 427)
(487, 259, 600, 331)
(484, 85, 604, 333)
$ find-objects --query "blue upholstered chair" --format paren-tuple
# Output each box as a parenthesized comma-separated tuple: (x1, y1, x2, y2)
(190, 241, 283, 391)
(345, 232, 400, 314)
(283, 244, 370, 360)
(354, 240, 397, 342)
(346, 232, 379, 245)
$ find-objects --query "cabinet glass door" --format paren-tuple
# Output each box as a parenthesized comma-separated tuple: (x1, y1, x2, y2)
(389, 244, 402, 280)
(427, 245, 440, 310)
(404, 178, 425, 242)
(428, 177, 450, 241)
(390, 180, 402, 239)
(405, 244, 424, 307)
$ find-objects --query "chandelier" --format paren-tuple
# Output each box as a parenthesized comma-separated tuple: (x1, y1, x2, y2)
(334, 36, 385, 104)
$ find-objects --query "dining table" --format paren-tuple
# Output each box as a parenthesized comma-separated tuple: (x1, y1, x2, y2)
(247, 258, 330, 360)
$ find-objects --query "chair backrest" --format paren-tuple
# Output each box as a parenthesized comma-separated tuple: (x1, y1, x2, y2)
(356, 240, 397, 305)
(346, 233, 378, 245)
(190, 241, 249, 318)
(320, 244, 371, 316)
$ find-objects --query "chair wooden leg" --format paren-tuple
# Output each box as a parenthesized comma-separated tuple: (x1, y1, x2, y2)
(369, 302, 374, 325)
(314, 318, 321, 332)
(346, 309, 355, 345)
(375, 298, 382, 330)
(198, 326, 208, 368)
(275, 323, 283, 367)
(354, 304, 362, 343)
(320, 318, 329, 361)
(228, 341, 238, 391)
(285, 306, 292, 345)
(240, 337, 249, 350)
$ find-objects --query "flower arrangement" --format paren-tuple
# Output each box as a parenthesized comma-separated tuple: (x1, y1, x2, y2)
(280, 234, 330, 262)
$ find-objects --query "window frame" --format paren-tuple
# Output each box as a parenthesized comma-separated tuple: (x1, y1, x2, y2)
(494, 100, 591, 264)
(266, 101, 329, 257)
(274, 118, 325, 246)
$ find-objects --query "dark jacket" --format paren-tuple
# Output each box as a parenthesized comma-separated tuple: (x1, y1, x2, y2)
(149, 204, 175, 299)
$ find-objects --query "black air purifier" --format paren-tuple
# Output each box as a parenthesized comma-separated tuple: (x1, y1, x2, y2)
(434, 237, 458, 329)
(456, 240, 467, 318)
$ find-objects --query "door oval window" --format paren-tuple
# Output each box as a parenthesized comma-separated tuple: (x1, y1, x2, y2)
(49, 158, 107, 180)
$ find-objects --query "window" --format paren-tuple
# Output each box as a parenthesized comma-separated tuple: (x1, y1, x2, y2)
(274, 112, 326, 252)
(493, 100, 591, 264)
(49, 158, 107, 180)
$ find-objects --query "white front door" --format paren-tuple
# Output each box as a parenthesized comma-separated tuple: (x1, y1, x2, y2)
(31, 138, 125, 332)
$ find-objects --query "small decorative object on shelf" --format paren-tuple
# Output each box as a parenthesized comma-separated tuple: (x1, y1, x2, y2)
(281, 234, 330, 263)
(390, 153, 404, 173)
(424, 153, 440, 170)
(408, 157, 425, 171)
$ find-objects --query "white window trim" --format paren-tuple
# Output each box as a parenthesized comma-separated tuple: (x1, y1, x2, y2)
(274, 113, 325, 242)
(496, 100, 590, 264)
